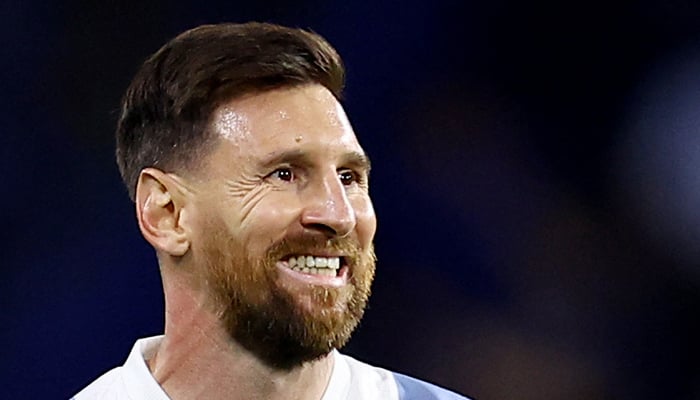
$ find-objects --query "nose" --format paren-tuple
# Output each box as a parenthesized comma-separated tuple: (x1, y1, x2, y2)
(300, 172, 356, 238)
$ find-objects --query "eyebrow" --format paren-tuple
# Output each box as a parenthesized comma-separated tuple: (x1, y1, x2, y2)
(341, 151, 372, 174)
(259, 149, 372, 174)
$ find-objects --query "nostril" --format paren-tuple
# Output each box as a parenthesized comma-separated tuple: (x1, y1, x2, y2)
(303, 222, 340, 237)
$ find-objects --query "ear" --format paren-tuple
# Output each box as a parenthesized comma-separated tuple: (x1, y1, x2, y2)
(135, 168, 191, 256)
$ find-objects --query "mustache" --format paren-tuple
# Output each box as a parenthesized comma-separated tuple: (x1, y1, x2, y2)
(264, 235, 365, 261)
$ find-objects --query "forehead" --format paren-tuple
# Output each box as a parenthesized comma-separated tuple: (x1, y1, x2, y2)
(210, 84, 363, 159)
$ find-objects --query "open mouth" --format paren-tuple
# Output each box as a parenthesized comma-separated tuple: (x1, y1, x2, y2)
(284, 255, 343, 277)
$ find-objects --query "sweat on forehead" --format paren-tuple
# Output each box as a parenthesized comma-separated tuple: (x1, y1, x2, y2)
(210, 85, 354, 144)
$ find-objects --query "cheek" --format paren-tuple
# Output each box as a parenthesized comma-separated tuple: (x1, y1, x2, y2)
(352, 197, 377, 246)
(238, 193, 302, 245)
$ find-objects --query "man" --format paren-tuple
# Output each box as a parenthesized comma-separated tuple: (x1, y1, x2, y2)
(74, 22, 468, 400)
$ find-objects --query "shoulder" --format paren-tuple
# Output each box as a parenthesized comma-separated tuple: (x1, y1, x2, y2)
(71, 367, 129, 400)
(392, 372, 471, 400)
(334, 352, 470, 400)
(71, 336, 167, 400)
(326, 351, 398, 399)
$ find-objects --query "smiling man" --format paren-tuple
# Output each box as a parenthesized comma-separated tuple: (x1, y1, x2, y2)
(73, 22, 468, 400)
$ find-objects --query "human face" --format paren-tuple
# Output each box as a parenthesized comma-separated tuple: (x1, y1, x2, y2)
(187, 84, 377, 368)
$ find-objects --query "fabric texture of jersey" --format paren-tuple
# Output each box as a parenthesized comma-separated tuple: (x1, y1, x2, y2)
(72, 336, 468, 400)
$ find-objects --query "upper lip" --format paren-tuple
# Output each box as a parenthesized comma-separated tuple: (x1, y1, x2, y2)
(283, 253, 344, 259)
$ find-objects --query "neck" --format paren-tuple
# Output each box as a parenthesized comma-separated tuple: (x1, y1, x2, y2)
(149, 270, 334, 400)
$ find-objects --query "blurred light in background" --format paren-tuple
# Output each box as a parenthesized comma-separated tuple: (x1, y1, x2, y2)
(614, 42, 700, 283)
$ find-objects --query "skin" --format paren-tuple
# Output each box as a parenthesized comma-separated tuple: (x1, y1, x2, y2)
(134, 84, 377, 400)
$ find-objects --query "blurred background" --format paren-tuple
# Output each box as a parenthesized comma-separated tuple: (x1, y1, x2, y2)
(2, 1, 700, 399)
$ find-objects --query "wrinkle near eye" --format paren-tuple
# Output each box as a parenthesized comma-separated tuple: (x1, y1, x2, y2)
(223, 174, 273, 228)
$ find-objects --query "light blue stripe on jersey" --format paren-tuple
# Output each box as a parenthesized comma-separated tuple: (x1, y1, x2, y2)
(393, 372, 470, 400)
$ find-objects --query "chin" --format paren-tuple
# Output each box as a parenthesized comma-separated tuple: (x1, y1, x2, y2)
(221, 284, 368, 370)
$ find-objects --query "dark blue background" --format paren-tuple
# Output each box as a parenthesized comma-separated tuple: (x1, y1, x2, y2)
(3, 1, 699, 399)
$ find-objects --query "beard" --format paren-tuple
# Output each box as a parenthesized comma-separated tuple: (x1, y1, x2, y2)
(198, 224, 376, 370)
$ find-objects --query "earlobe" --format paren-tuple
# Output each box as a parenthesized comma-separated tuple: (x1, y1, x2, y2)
(135, 168, 191, 256)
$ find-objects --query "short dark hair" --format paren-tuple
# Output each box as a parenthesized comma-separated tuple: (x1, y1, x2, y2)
(116, 22, 346, 200)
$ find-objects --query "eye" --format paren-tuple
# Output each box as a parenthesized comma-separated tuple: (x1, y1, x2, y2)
(338, 169, 359, 186)
(271, 167, 295, 182)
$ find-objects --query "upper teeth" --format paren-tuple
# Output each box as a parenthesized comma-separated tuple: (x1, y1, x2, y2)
(288, 256, 340, 270)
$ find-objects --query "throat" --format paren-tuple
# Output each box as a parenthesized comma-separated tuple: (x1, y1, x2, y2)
(152, 331, 336, 400)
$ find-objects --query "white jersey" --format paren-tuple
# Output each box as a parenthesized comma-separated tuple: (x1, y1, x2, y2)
(72, 336, 468, 400)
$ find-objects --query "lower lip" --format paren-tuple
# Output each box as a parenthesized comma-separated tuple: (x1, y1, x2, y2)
(275, 263, 349, 288)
